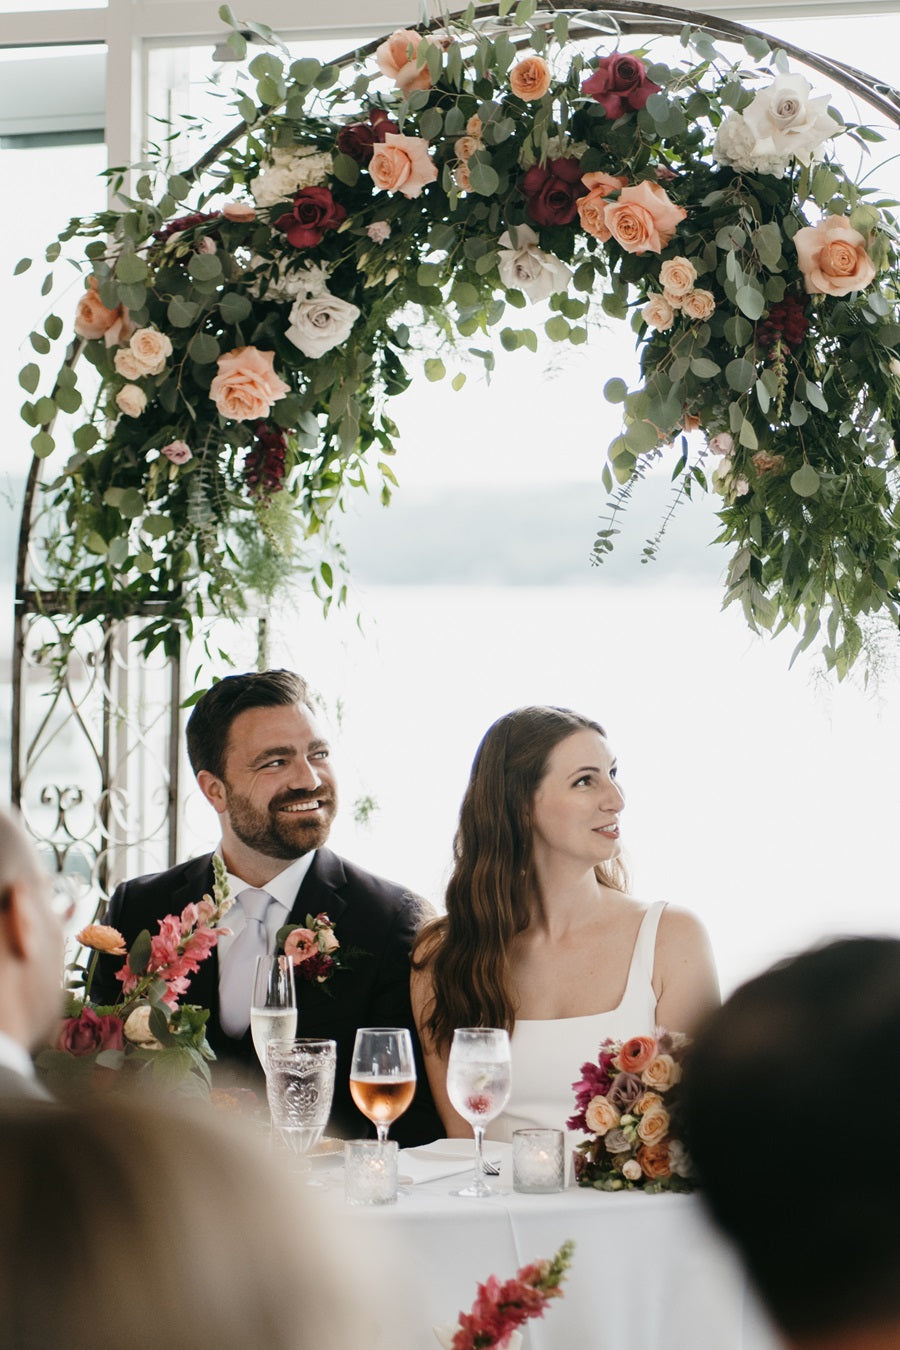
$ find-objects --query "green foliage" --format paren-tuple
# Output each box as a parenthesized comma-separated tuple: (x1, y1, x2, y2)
(17, 9, 900, 674)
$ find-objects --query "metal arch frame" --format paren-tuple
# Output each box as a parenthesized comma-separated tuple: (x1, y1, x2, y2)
(11, 0, 900, 905)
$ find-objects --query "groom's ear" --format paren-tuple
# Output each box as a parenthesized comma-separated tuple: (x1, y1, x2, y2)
(196, 770, 228, 816)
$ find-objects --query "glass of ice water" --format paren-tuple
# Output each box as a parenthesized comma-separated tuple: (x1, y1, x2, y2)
(446, 1027, 511, 1198)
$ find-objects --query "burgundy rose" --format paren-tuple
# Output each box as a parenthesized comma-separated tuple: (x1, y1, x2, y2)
(521, 157, 587, 227)
(58, 1006, 126, 1056)
(245, 421, 287, 498)
(274, 186, 347, 249)
(582, 53, 661, 119)
(152, 210, 221, 244)
(337, 108, 400, 163)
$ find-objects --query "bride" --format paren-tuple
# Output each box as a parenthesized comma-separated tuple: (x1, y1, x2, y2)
(411, 706, 720, 1141)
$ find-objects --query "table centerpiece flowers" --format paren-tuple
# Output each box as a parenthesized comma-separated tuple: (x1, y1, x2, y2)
(433, 1238, 574, 1350)
(36, 856, 233, 1097)
(17, 4, 900, 675)
(567, 1030, 694, 1192)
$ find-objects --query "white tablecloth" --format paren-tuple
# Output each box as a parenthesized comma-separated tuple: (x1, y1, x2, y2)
(319, 1144, 782, 1350)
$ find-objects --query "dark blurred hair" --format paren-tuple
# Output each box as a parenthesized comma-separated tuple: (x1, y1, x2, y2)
(415, 706, 627, 1050)
(683, 936, 900, 1340)
(186, 670, 310, 778)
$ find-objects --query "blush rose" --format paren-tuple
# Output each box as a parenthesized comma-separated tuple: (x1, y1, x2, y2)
(375, 29, 435, 93)
(74, 276, 134, 347)
(604, 181, 686, 254)
(209, 347, 291, 421)
(115, 384, 147, 418)
(369, 134, 438, 199)
(577, 171, 628, 241)
(793, 215, 876, 296)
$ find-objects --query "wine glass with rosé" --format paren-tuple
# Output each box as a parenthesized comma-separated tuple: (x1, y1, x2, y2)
(349, 1027, 417, 1143)
(446, 1027, 511, 1198)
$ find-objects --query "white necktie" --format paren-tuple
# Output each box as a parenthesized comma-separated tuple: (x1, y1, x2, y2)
(218, 887, 273, 1038)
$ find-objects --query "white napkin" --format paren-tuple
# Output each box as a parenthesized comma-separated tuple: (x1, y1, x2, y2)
(399, 1138, 509, 1185)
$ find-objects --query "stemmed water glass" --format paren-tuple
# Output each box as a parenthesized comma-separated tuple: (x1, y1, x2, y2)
(250, 955, 297, 1070)
(446, 1027, 512, 1198)
(265, 1038, 336, 1166)
(349, 1027, 417, 1143)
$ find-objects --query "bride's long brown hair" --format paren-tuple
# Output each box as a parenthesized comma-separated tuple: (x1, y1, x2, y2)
(414, 706, 628, 1052)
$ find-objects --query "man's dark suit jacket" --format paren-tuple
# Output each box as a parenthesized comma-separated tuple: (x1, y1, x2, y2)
(93, 847, 442, 1146)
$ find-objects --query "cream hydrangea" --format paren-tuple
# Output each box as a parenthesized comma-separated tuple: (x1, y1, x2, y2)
(250, 148, 334, 207)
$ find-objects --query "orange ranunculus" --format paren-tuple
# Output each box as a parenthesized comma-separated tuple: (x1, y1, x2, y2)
(604, 181, 686, 255)
(73, 276, 134, 348)
(375, 29, 434, 93)
(509, 56, 551, 101)
(577, 172, 628, 241)
(614, 1034, 657, 1073)
(76, 923, 127, 956)
(637, 1140, 672, 1179)
(794, 215, 876, 296)
(369, 134, 438, 200)
(209, 347, 290, 421)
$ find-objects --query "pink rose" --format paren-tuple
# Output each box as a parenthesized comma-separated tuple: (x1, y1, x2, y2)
(161, 439, 192, 464)
(604, 180, 686, 254)
(577, 171, 628, 241)
(222, 201, 256, 222)
(582, 52, 660, 118)
(366, 220, 391, 243)
(375, 29, 435, 93)
(707, 431, 734, 457)
(58, 1007, 125, 1056)
(284, 927, 318, 964)
(274, 186, 347, 249)
(209, 347, 291, 421)
(74, 276, 134, 347)
(369, 134, 438, 199)
(793, 215, 876, 296)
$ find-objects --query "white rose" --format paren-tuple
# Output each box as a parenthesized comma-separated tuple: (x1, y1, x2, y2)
(123, 1005, 163, 1049)
(743, 73, 834, 165)
(622, 1159, 643, 1182)
(497, 224, 572, 303)
(714, 112, 788, 177)
(116, 383, 147, 417)
(285, 291, 360, 359)
(114, 348, 144, 379)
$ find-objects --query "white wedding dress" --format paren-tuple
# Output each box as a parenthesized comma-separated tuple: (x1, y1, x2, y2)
(487, 901, 666, 1143)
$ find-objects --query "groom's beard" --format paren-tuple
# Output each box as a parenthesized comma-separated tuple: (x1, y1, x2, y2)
(224, 784, 337, 859)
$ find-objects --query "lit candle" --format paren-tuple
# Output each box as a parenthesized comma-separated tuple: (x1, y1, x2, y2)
(512, 1128, 565, 1193)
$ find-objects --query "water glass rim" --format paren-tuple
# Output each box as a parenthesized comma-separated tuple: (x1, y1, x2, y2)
(266, 1037, 336, 1060)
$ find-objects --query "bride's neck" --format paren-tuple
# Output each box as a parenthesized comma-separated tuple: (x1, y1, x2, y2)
(527, 865, 605, 939)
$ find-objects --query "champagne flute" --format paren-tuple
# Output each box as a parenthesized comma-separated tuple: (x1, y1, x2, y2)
(446, 1027, 511, 1198)
(250, 955, 297, 1070)
(349, 1027, 417, 1143)
(266, 1038, 336, 1164)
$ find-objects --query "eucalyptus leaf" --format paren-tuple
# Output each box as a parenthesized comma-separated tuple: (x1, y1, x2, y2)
(791, 463, 821, 497)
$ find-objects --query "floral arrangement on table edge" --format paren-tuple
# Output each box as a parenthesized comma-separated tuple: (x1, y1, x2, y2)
(433, 1239, 574, 1350)
(35, 854, 234, 1097)
(275, 910, 362, 989)
(568, 1031, 694, 1192)
(16, 2, 900, 676)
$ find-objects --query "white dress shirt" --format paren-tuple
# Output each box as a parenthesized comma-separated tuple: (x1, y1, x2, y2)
(0, 1030, 37, 1081)
(214, 849, 317, 966)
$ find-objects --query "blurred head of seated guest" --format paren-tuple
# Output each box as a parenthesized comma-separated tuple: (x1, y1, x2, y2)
(0, 1092, 404, 1350)
(0, 807, 65, 1099)
(683, 937, 900, 1350)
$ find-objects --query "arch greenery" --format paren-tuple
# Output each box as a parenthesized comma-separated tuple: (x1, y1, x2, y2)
(16, 1, 900, 676)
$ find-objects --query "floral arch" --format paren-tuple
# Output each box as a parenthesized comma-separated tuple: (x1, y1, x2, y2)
(15, 0, 900, 694)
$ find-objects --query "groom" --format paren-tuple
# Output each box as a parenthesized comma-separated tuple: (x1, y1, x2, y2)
(93, 669, 441, 1146)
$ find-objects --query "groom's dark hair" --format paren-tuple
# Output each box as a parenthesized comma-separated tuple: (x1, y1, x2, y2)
(186, 669, 311, 779)
(682, 936, 900, 1343)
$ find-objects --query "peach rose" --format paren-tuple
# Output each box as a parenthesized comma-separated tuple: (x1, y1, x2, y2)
(604, 181, 686, 255)
(116, 384, 147, 418)
(129, 327, 173, 376)
(466, 114, 483, 137)
(634, 1091, 663, 1114)
(615, 1035, 658, 1073)
(636, 1104, 670, 1144)
(209, 347, 290, 421)
(375, 29, 434, 93)
(509, 56, 551, 101)
(454, 135, 483, 162)
(577, 172, 628, 241)
(753, 450, 785, 474)
(637, 1141, 672, 1179)
(369, 133, 438, 199)
(682, 288, 716, 320)
(73, 276, 134, 347)
(114, 348, 144, 379)
(659, 256, 697, 297)
(642, 293, 675, 331)
(584, 1095, 621, 1135)
(222, 201, 257, 222)
(76, 923, 127, 956)
(794, 215, 876, 296)
(454, 162, 471, 192)
(641, 1053, 682, 1091)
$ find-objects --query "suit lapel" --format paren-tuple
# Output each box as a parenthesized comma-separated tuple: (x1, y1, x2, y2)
(288, 848, 349, 927)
